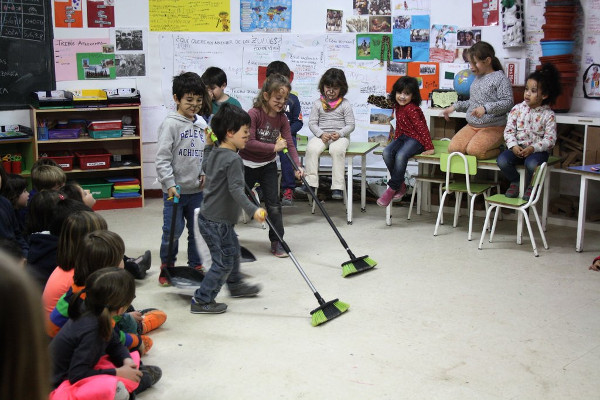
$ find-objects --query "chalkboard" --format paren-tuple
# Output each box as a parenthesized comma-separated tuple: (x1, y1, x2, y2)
(0, 0, 55, 110)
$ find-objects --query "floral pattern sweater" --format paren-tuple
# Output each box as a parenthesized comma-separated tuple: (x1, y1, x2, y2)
(503, 101, 557, 153)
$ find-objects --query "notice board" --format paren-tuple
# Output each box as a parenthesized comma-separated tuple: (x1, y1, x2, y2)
(0, 0, 55, 110)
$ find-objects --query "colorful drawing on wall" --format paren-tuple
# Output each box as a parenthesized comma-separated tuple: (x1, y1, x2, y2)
(393, 0, 431, 14)
(326, 9, 342, 32)
(87, 0, 114, 28)
(583, 64, 600, 99)
(472, 0, 499, 27)
(76, 52, 115, 80)
(429, 24, 457, 63)
(392, 14, 429, 61)
(54, 0, 83, 28)
(149, 0, 230, 32)
(356, 34, 392, 61)
(240, 0, 292, 32)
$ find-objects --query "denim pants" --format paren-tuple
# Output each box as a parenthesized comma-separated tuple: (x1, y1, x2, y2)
(160, 191, 203, 267)
(278, 135, 297, 190)
(382, 136, 424, 190)
(497, 149, 549, 187)
(245, 162, 284, 243)
(193, 214, 241, 303)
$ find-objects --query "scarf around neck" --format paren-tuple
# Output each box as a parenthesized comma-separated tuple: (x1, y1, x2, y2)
(320, 95, 343, 111)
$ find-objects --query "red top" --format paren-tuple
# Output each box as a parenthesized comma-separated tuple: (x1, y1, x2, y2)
(394, 103, 434, 151)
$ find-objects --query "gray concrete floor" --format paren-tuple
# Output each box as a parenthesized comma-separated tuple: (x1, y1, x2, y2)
(99, 197, 600, 400)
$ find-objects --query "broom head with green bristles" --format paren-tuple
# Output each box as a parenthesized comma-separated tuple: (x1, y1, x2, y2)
(341, 255, 377, 277)
(310, 298, 350, 326)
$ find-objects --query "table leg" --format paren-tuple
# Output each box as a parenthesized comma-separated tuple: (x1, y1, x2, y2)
(347, 156, 353, 224)
(576, 175, 588, 252)
(361, 155, 367, 212)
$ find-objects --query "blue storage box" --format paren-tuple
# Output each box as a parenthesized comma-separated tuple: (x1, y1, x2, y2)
(540, 40, 574, 56)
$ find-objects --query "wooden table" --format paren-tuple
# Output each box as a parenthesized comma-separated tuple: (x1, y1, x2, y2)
(568, 164, 600, 252)
(296, 141, 379, 224)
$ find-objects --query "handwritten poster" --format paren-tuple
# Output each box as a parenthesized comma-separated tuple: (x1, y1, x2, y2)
(149, 0, 230, 32)
(87, 0, 114, 28)
(54, 38, 109, 81)
(240, 0, 292, 32)
(54, 0, 83, 28)
(159, 33, 387, 143)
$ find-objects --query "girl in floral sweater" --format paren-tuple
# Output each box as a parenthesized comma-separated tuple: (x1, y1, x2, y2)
(497, 63, 561, 200)
(367, 76, 434, 207)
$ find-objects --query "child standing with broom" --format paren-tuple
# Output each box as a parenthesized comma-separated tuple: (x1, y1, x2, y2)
(191, 104, 267, 314)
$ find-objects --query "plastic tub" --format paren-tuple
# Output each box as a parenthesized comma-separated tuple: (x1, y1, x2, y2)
(48, 128, 80, 140)
(78, 179, 113, 199)
(540, 40, 574, 57)
(41, 151, 74, 171)
(75, 149, 111, 170)
(88, 129, 123, 139)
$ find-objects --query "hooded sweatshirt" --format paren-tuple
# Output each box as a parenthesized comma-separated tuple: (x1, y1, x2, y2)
(155, 112, 208, 194)
(27, 232, 59, 287)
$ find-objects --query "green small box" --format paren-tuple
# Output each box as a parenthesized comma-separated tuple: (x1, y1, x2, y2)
(78, 179, 114, 199)
(88, 129, 122, 139)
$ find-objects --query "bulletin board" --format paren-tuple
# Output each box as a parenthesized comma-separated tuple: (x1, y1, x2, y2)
(158, 32, 389, 141)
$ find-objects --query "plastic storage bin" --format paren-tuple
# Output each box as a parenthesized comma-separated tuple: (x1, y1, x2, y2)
(540, 40, 575, 56)
(88, 129, 123, 139)
(78, 179, 113, 199)
(75, 149, 111, 170)
(41, 151, 74, 171)
(48, 128, 80, 139)
(72, 89, 108, 108)
(31, 90, 74, 108)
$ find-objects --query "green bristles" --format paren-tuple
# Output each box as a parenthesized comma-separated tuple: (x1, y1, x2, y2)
(341, 255, 377, 277)
(310, 299, 350, 326)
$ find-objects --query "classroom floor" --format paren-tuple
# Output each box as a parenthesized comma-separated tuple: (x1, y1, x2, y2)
(99, 197, 600, 400)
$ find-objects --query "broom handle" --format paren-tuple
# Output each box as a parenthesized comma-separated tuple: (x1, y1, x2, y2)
(283, 149, 357, 259)
(245, 185, 326, 305)
(166, 185, 180, 267)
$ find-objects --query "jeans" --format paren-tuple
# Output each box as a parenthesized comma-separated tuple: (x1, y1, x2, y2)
(245, 162, 284, 243)
(382, 136, 424, 190)
(278, 135, 297, 190)
(160, 192, 203, 267)
(193, 214, 241, 303)
(497, 149, 549, 187)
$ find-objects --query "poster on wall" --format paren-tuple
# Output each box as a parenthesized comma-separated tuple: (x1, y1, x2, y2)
(356, 34, 392, 61)
(472, 0, 499, 26)
(386, 62, 438, 99)
(149, 0, 230, 32)
(455, 28, 481, 62)
(54, 38, 110, 81)
(391, 15, 429, 61)
(429, 24, 457, 63)
(54, 0, 83, 28)
(76, 52, 115, 80)
(240, 0, 292, 32)
(87, 0, 114, 28)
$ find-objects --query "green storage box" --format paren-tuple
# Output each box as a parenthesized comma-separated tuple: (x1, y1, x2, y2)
(78, 179, 114, 199)
(88, 129, 123, 139)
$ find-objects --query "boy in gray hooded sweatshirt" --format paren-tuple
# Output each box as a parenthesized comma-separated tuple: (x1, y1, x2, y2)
(156, 72, 211, 286)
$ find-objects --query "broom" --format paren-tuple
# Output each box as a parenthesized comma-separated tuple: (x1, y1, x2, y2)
(245, 184, 348, 326)
(283, 149, 377, 277)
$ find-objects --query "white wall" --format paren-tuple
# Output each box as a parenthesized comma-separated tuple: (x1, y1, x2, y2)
(0, 0, 596, 189)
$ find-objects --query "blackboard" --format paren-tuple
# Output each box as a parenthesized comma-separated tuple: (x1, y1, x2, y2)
(0, 0, 55, 110)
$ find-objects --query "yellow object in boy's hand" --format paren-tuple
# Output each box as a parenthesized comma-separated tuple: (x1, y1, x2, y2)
(254, 208, 267, 223)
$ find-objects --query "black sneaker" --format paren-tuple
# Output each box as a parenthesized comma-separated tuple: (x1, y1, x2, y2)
(331, 189, 343, 200)
(190, 297, 227, 314)
(133, 364, 162, 394)
(228, 281, 261, 298)
(294, 185, 314, 198)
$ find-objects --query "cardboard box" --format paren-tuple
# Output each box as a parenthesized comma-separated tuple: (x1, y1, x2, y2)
(585, 126, 600, 164)
(432, 118, 462, 139)
(502, 58, 529, 86)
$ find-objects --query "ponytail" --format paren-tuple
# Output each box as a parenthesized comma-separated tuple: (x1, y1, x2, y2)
(468, 41, 503, 71)
(98, 306, 114, 342)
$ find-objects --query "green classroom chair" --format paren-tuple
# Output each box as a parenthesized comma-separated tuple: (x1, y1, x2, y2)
(478, 162, 549, 257)
(434, 151, 494, 241)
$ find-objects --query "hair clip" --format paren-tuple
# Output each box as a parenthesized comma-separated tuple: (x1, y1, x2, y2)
(58, 194, 65, 200)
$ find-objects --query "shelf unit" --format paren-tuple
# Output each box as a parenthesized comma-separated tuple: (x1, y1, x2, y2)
(0, 136, 35, 177)
(30, 106, 144, 210)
